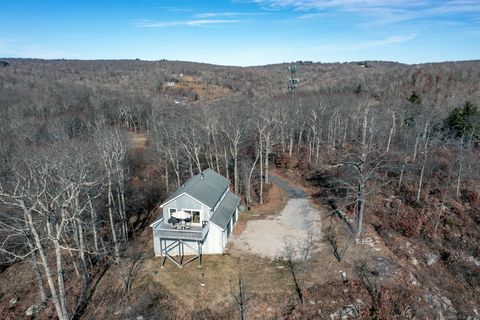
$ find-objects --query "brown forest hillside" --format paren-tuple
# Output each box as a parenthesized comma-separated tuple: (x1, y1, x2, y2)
(0, 58, 479, 319)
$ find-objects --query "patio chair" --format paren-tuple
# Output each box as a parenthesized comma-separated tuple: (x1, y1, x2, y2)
(183, 217, 192, 229)
(180, 220, 186, 229)
(168, 217, 180, 228)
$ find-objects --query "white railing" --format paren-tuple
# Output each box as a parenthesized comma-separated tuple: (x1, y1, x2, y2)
(154, 220, 210, 241)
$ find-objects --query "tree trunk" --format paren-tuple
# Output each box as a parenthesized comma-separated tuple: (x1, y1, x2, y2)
(327, 118, 332, 146)
(245, 150, 259, 206)
(297, 125, 304, 151)
(356, 180, 366, 238)
(87, 193, 99, 253)
(264, 141, 270, 184)
(398, 155, 408, 189)
(332, 113, 337, 147)
(233, 146, 239, 194)
(342, 118, 348, 145)
(119, 175, 128, 242)
(165, 164, 169, 193)
(416, 136, 430, 202)
(53, 235, 69, 320)
(308, 139, 313, 163)
(289, 136, 294, 157)
(207, 148, 213, 170)
(26, 210, 66, 320)
(174, 158, 181, 188)
(238, 277, 245, 320)
(117, 191, 126, 242)
(165, 149, 180, 189)
(386, 112, 396, 153)
(259, 136, 264, 204)
(107, 178, 120, 263)
(434, 190, 447, 235)
(287, 258, 304, 305)
(194, 150, 202, 174)
(213, 134, 220, 173)
(456, 138, 464, 198)
(189, 158, 194, 177)
(224, 145, 229, 182)
(29, 243, 47, 304)
(356, 110, 368, 238)
(412, 133, 420, 162)
(77, 219, 89, 285)
(36, 251, 65, 320)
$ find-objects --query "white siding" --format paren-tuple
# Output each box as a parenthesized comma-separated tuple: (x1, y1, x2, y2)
(201, 204, 210, 223)
(163, 194, 209, 224)
(154, 237, 161, 256)
(222, 229, 227, 249)
(202, 223, 225, 254)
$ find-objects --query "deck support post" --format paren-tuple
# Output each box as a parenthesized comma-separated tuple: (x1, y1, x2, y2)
(198, 241, 203, 268)
(178, 240, 182, 268)
(160, 238, 164, 268)
(159, 238, 203, 268)
(154, 222, 208, 268)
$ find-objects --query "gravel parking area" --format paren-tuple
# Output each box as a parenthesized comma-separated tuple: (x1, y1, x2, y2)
(231, 175, 322, 259)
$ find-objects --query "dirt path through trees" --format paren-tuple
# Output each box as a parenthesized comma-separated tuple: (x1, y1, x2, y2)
(230, 175, 322, 259)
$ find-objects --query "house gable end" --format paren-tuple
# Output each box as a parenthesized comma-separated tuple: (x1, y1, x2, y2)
(161, 169, 229, 209)
(160, 192, 211, 210)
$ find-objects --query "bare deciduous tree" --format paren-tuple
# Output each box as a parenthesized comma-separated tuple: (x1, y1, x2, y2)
(95, 126, 128, 262)
(230, 274, 249, 320)
(283, 232, 314, 305)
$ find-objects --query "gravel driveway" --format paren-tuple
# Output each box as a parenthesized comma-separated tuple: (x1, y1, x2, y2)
(231, 175, 322, 260)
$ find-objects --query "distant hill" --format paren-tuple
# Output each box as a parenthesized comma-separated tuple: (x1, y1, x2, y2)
(1, 58, 479, 111)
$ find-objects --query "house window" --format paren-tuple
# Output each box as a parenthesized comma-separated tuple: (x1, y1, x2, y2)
(192, 212, 200, 224)
(184, 210, 201, 224)
(169, 208, 177, 218)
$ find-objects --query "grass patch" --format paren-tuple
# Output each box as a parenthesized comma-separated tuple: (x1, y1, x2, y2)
(137, 252, 294, 314)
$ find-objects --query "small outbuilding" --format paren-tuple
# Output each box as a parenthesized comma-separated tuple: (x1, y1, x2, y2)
(150, 169, 240, 267)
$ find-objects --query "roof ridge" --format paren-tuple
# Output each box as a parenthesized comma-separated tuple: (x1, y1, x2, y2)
(161, 168, 230, 208)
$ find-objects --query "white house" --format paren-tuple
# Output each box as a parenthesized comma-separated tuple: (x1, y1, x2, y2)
(149, 168, 240, 267)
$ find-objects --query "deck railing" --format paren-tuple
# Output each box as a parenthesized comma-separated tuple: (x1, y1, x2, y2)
(153, 218, 210, 241)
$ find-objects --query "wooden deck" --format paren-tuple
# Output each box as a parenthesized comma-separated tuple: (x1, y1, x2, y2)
(153, 218, 209, 241)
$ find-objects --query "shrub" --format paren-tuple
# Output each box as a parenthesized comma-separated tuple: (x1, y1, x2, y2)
(443, 101, 480, 138)
(393, 210, 423, 237)
(445, 217, 455, 227)
(408, 91, 422, 104)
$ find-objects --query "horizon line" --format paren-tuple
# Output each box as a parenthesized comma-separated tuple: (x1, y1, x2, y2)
(1, 56, 479, 68)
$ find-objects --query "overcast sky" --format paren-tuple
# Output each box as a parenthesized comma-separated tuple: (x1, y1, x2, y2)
(1, 0, 479, 66)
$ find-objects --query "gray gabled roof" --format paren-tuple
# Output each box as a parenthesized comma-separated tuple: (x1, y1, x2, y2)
(210, 191, 240, 230)
(162, 168, 229, 209)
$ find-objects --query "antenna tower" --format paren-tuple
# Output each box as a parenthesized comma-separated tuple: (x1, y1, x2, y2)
(288, 65, 299, 93)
